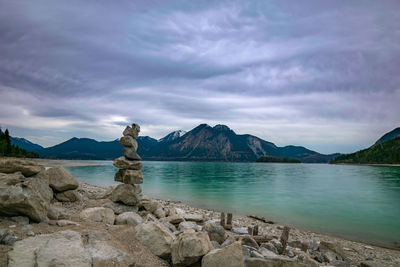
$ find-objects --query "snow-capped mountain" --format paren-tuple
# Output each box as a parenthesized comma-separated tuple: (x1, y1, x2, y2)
(158, 130, 187, 143)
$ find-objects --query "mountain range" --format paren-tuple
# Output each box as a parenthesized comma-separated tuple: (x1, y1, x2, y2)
(11, 124, 339, 163)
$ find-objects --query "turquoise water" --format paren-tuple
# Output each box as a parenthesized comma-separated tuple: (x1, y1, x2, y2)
(66, 161, 400, 248)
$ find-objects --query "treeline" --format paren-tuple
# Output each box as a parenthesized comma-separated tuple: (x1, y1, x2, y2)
(256, 156, 301, 163)
(0, 128, 38, 158)
(331, 136, 400, 164)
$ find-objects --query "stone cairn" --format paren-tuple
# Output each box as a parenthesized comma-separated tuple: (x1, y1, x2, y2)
(111, 123, 144, 206)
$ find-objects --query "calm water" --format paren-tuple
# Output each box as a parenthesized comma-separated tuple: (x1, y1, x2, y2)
(66, 161, 400, 248)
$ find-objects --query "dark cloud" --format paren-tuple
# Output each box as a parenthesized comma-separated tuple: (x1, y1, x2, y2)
(0, 0, 399, 153)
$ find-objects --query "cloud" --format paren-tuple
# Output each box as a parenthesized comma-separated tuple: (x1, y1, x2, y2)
(0, 0, 399, 153)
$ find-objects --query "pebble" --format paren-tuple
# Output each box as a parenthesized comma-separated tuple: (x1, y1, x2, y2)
(27, 231, 35, 236)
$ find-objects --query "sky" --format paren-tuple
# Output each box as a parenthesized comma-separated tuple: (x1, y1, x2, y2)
(0, 0, 399, 154)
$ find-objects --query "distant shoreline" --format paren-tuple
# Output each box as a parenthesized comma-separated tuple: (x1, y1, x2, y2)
(331, 162, 400, 167)
(30, 158, 102, 167)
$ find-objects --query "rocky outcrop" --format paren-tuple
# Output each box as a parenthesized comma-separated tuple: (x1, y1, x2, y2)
(47, 166, 79, 191)
(0, 172, 52, 222)
(80, 207, 115, 224)
(0, 158, 44, 177)
(8, 230, 91, 267)
(202, 241, 244, 267)
(135, 221, 176, 259)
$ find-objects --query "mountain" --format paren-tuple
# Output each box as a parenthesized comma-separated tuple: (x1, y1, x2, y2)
(10, 137, 43, 152)
(375, 127, 400, 144)
(158, 130, 186, 143)
(35, 124, 338, 162)
(0, 129, 39, 158)
(331, 136, 400, 164)
(141, 124, 337, 163)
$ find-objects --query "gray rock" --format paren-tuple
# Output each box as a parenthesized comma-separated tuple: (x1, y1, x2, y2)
(114, 169, 143, 184)
(85, 230, 129, 263)
(113, 156, 142, 170)
(184, 213, 205, 222)
(2, 235, 20, 245)
(202, 241, 244, 267)
(55, 189, 81, 202)
(258, 247, 278, 258)
(11, 216, 29, 225)
(27, 231, 35, 236)
(123, 124, 140, 139)
(102, 201, 138, 215)
(221, 236, 236, 248)
(171, 230, 213, 266)
(123, 147, 142, 160)
(47, 205, 71, 220)
(165, 214, 185, 225)
(140, 197, 160, 213)
(57, 220, 80, 226)
(260, 242, 279, 254)
(360, 261, 381, 267)
(0, 228, 8, 242)
(154, 207, 167, 219)
(80, 207, 115, 224)
(319, 241, 348, 263)
(232, 227, 249, 235)
(162, 221, 177, 233)
(245, 256, 299, 267)
(115, 211, 143, 226)
(119, 135, 138, 149)
(0, 158, 44, 177)
(178, 221, 201, 231)
(211, 240, 221, 249)
(47, 166, 79, 192)
(8, 230, 91, 267)
(204, 220, 226, 244)
(135, 221, 176, 259)
(241, 235, 259, 249)
(0, 172, 53, 222)
(111, 184, 141, 206)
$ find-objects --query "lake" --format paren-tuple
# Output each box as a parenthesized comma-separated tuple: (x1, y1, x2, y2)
(66, 161, 400, 248)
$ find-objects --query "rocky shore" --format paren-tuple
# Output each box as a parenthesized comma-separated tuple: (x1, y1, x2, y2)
(1, 158, 400, 266)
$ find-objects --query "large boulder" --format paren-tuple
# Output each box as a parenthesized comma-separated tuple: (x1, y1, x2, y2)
(55, 189, 81, 202)
(171, 230, 213, 266)
(8, 230, 91, 267)
(0, 172, 52, 222)
(115, 212, 143, 226)
(202, 241, 244, 267)
(135, 221, 175, 259)
(0, 158, 44, 177)
(47, 167, 79, 192)
(113, 156, 142, 170)
(204, 220, 226, 244)
(114, 169, 143, 184)
(111, 184, 141, 206)
(80, 207, 115, 224)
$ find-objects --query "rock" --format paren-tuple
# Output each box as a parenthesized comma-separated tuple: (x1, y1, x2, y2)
(123, 147, 142, 160)
(251, 250, 265, 258)
(211, 241, 221, 249)
(47, 166, 79, 191)
(0, 158, 44, 177)
(140, 197, 160, 213)
(103, 201, 138, 215)
(111, 184, 141, 206)
(80, 207, 115, 224)
(114, 169, 143, 184)
(202, 241, 244, 267)
(171, 230, 213, 266)
(178, 221, 201, 231)
(184, 213, 205, 222)
(135, 221, 175, 259)
(55, 189, 81, 202)
(319, 241, 348, 263)
(360, 261, 381, 267)
(123, 124, 140, 139)
(86, 230, 130, 263)
(260, 242, 279, 254)
(241, 235, 259, 249)
(27, 231, 35, 236)
(166, 214, 185, 225)
(1, 235, 20, 245)
(232, 227, 250, 235)
(258, 247, 278, 258)
(204, 220, 226, 244)
(163, 221, 178, 233)
(57, 220, 80, 226)
(119, 135, 138, 149)
(0, 172, 53, 222)
(154, 207, 167, 218)
(245, 256, 299, 267)
(0, 228, 8, 241)
(47, 205, 71, 220)
(8, 230, 91, 267)
(11, 216, 29, 225)
(113, 156, 142, 170)
(221, 236, 236, 248)
(115, 212, 143, 226)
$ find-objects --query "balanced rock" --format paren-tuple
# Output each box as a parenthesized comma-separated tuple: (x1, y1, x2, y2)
(119, 136, 138, 149)
(80, 207, 115, 224)
(114, 169, 143, 184)
(171, 230, 213, 266)
(135, 221, 175, 259)
(47, 167, 79, 192)
(0, 158, 44, 177)
(123, 147, 141, 160)
(0, 172, 53, 222)
(113, 156, 142, 170)
(202, 241, 244, 267)
(111, 184, 141, 206)
(123, 123, 140, 139)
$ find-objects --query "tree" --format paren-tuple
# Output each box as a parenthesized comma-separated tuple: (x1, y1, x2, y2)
(5, 129, 11, 156)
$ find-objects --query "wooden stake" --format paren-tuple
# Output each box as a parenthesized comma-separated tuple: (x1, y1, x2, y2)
(253, 225, 259, 236)
(280, 226, 290, 254)
(247, 226, 253, 235)
(226, 213, 233, 230)
(220, 212, 225, 227)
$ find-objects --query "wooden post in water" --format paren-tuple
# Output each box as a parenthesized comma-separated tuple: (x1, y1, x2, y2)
(280, 226, 290, 254)
(220, 212, 225, 228)
(253, 225, 259, 236)
(226, 213, 233, 230)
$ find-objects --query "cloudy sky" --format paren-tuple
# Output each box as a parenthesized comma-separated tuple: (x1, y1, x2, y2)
(0, 0, 399, 154)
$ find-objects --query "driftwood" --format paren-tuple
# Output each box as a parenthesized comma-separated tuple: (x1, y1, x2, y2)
(280, 226, 290, 254)
(248, 215, 275, 224)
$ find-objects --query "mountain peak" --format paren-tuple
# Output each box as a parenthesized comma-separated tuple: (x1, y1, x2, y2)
(158, 130, 187, 143)
(213, 124, 231, 132)
(375, 127, 400, 144)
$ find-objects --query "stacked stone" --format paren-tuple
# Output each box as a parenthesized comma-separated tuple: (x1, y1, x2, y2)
(111, 123, 143, 206)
